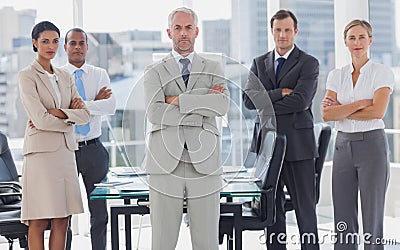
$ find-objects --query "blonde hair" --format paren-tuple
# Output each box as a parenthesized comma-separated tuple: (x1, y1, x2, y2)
(343, 19, 372, 39)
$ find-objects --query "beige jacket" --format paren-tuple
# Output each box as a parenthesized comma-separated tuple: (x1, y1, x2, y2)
(18, 60, 90, 155)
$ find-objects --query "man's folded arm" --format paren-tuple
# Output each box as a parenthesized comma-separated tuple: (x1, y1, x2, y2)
(272, 57, 319, 115)
(144, 68, 203, 126)
(179, 88, 229, 117)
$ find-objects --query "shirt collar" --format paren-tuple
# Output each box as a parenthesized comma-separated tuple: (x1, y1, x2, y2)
(349, 59, 372, 74)
(274, 45, 295, 61)
(63, 62, 89, 75)
(171, 50, 194, 65)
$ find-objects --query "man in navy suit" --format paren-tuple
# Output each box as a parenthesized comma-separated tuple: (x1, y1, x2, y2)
(243, 9, 320, 250)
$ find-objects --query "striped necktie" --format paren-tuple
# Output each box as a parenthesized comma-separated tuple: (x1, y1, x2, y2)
(180, 58, 190, 87)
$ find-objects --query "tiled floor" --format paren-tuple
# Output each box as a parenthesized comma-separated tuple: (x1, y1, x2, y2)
(1, 205, 399, 250)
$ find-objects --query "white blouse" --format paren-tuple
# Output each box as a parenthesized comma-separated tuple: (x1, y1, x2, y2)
(326, 60, 394, 133)
(46, 71, 61, 108)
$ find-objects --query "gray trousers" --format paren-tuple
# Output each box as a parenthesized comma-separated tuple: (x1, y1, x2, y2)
(149, 149, 221, 250)
(333, 129, 389, 250)
(66, 139, 110, 250)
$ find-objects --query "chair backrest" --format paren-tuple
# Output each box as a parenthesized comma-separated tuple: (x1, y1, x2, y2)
(314, 123, 331, 203)
(0, 132, 18, 182)
(243, 151, 257, 169)
(261, 134, 286, 223)
(253, 130, 276, 184)
(251, 133, 286, 223)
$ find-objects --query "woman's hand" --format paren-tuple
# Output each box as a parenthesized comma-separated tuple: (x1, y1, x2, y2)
(47, 109, 67, 119)
(322, 96, 341, 108)
(28, 120, 36, 129)
(69, 98, 85, 109)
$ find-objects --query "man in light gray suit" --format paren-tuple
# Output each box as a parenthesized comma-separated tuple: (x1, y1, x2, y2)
(143, 7, 230, 250)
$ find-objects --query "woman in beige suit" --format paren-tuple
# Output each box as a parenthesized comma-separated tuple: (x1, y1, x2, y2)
(18, 21, 90, 250)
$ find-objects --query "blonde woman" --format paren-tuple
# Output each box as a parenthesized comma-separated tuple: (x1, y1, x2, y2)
(322, 20, 393, 250)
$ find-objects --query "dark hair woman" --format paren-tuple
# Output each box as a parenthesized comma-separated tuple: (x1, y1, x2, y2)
(19, 21, 90, 250)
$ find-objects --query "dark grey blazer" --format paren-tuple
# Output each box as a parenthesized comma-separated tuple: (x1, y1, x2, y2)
(243, 45, 319, 161)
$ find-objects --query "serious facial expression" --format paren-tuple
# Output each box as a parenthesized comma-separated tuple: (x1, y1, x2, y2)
(33, 30, 59, 61)
(64, 31, 88, 67)
(167, 11, 199, 56)
(272, 17, 298, 55)
(345, 25, 372, 59)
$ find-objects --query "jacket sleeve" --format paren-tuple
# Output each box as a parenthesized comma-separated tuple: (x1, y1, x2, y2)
(18, 71, 82, 132)
(243, 58, 283, 111)
(179, 62, 230, 117)
(272, 56, 319, 115)
(144, 65, 204, 127)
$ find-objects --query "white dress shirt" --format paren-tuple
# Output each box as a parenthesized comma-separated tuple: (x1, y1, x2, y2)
(274, 45, 295, 72)
(62, 63, 116, 142)
(46, 72, 61, 107)
(326, 60, 394, 133)
(172, 50, 194, 72)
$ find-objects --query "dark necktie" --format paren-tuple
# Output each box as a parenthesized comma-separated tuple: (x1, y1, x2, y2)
(275, 57, 286, 83)
(180, 58, 190, 87)
(74, 69, 90, 135)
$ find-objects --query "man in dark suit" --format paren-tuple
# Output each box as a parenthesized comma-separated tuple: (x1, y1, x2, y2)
(243, 9, 320, 250)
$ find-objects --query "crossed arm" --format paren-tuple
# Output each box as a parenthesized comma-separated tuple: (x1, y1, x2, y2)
(29, 86, 113, 128)
(165, 85, 225, 106)
(243, 57, 318, 115)
(29, 98, 85, 128)
(322, 88, 391, 122)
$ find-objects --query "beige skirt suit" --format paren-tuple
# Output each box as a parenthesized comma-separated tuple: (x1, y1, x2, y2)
(18, 60, 90, 225)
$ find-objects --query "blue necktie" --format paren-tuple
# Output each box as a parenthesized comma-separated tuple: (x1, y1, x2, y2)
(180, 58, 190, 87)
(275, 57, 286, 83)
(74, 69, 90, 135)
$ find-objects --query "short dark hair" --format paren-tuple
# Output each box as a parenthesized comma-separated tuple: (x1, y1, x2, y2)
(270, 9, 298, 30)
(31, 21, 60, 52)
(64, 27, 88, 44)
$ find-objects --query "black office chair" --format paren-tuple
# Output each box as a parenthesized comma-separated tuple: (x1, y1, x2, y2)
(219, 132, 287, 250)
(284, 122, 331, 211)
(0, 132, 28, 249)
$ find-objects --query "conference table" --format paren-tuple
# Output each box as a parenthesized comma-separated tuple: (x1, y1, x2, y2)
(90, 166, 261, 250)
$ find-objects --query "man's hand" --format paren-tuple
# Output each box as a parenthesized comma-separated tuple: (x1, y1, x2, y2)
(282, 88, 293, 97)
(95, 86, 112, 100)
(70, 98, 85, 109)
(208, 84, 224, 94)
(165, 96, 179, 106)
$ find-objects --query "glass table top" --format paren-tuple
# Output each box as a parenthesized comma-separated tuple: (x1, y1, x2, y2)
(90, 168, 261, 200)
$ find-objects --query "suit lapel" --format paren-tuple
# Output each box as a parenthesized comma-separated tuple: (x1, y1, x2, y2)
(162, 53, 186, 92)
(187, 54, 205, 91)
(264, 52, 276, 87)
(32, 60, 59, 107)
(276, 47, 300, 84)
